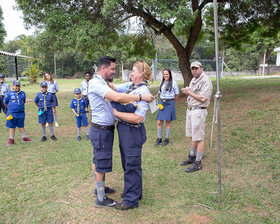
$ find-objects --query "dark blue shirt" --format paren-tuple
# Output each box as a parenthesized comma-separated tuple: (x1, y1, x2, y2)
(34, 91, 53, 110)
(70, 98, 87, 114)
(3, 90, 26, 112)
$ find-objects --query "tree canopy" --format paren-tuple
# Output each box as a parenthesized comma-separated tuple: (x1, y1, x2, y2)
(15, 0, 280, 85)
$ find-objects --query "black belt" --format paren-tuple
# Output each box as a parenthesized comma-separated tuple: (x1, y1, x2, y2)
(91, 122, 115, 130)
(117, 120, 143, 128)
(160, 98, 175, 102)
(188, 106, 207, 110)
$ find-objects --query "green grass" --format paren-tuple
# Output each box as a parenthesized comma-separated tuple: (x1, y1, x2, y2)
(1, 77, 280, 223)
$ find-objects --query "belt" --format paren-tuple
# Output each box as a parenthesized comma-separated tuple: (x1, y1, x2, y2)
(188, 106, 207, 110)
(160, 98, 175, 102)
(117, 120, 143, 128)
(91, 122, 115, 130)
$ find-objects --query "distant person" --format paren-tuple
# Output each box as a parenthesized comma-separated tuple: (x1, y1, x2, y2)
(43, 72, 59, 127)
(81, 72, 92, 108)
(180, 61, 213, 173)
(111, 61, 153, 210)
(154, 69, 179, 147)
(70, 88, 89, 141)
(0, 73, 11, 114)
(34, 81, 57, 142)
(4, 80, 32, 146)
(88, 56, 154, 208)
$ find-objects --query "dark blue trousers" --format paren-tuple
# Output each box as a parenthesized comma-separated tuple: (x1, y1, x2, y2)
(117, 123, 146, 207)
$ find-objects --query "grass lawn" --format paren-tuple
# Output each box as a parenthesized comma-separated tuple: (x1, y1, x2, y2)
(0, 77, 279, 223)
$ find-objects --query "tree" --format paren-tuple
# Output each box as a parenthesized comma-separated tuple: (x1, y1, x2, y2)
(16, 0, 280, 85)
(0, 6, 7, 71)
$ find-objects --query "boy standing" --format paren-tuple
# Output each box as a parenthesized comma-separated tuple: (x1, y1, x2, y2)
(34, 82, 58, 142)
(0, 73, 11, 114)
(4, 80, 32, 146)
(70, 88, 89, 141)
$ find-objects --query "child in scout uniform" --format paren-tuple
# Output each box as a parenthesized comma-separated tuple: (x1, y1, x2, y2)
(34, 81, 58, 142)
(3, 80, 32, 146)
(0, 73, 11, 114)
(70, 88, 89, 141)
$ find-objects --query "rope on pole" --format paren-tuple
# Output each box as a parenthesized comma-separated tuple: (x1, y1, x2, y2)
(213, 0, 222, 203)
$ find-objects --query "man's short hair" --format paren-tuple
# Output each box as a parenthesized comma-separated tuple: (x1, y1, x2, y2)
(85, 71, 91, 75)
(97, 56, 116, 70)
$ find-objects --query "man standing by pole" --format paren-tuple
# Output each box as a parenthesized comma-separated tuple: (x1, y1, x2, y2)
(180, 61, 213, 173)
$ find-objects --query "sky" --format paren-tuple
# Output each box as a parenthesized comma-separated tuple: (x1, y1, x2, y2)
(0, 0, 35, 42)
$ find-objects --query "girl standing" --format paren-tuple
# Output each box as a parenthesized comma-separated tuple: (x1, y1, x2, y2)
(43, 72, 59, 127)
(154, 69, 179, 146)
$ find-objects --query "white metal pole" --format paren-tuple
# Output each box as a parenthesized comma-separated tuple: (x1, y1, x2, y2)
(213, 0, 222, 203)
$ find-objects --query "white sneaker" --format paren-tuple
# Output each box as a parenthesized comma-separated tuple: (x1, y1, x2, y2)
(55, 122, 59, 127)
(46, 123, 48, 127)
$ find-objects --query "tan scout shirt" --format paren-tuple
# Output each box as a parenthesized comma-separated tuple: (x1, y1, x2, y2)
(187, 72, 213, 107)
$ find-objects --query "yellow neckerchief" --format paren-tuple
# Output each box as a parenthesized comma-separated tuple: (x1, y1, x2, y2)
(15, 91, 22, 106)
(41, 91, 48, 111)
(75, 97, 82, 114)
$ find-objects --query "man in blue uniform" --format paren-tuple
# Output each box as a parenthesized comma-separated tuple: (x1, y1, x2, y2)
(81, 72, 92, 108)
(4, 80, 32, 146)
(88, 56, 154, 208)
(34, 81, 57, 142)
(70, 88, 89, 141)
(0, 73, 11, 114)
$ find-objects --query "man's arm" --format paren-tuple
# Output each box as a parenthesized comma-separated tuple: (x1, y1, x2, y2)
(105, 89, 154, 103)
(182, 87, 206, 103)
(113, 109, 144, 124)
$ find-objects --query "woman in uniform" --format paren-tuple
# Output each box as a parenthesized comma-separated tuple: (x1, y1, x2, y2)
(154, 69, 179, 146)
(111, 61, 153, 210)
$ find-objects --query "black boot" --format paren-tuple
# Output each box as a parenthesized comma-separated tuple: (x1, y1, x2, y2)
(180, 154, 196, 166)
(162, 138, 169, 147)
(154, 138, 162, 146)
(185, 161, 203, 173)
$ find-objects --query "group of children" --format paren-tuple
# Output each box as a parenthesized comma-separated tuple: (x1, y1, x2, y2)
(1, 72, 91, 146)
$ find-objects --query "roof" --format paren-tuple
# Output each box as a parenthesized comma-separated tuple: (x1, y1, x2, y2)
(0, 50, 34, 59)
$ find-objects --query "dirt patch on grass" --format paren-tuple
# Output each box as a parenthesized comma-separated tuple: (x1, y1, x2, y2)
(187, 213, 211, 224)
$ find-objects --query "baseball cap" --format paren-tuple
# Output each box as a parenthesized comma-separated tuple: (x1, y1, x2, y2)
(74, 88, 81, 94)
(190, 61, 202, 69)
(40, 81, 48, 87)
(13, 80, 21, 85)
(0, 73, 4, 78)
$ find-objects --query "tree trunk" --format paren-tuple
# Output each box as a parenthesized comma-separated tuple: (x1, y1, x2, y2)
(177, 50, 192, 87)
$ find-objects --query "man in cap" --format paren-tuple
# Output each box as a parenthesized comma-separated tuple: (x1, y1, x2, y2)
(0, 73, 11, 114)
(180, 61, 213, 172)
(4, 80, 32, 146)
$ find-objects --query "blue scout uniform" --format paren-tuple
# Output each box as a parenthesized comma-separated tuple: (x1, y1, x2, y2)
(81, 80, 90, 107)
(0, 81, 10, 113)
(46, 80, 59, 107)
(88, 75, 115, 173)
(4, 86, 26, 128)
(34, 90, 54, 124)
(156, 80, 179, 121)
(70, 97, 88, 128)
(115, 81, 150, 208)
